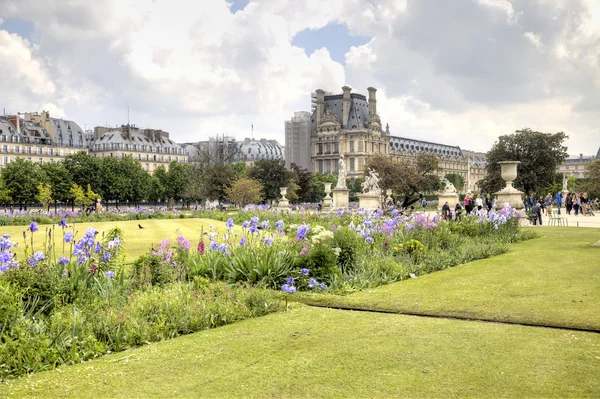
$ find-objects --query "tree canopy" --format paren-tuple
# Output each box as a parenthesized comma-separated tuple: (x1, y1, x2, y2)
(483, 128, 568, 195)
(248, 160, 293, 203)
(366, 153, 440, 207)
(1, 158, 43, 206)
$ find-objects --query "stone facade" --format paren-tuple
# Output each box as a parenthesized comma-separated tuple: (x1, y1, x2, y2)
(310, 86, 389, 178)
(463, 150, 487, 193)
(0, 115, 88, 168)
(558, 152, 599, 179)
(88, 124, 186, 172)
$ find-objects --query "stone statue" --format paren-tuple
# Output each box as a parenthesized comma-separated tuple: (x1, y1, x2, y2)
(335, 155, 347, 189)
(361, 168, 381, 195)
(442, 178, 457, 194)
(562, 173, 568, 192)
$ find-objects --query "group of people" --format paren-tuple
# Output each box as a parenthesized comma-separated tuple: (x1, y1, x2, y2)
(523, 192, 598, 225)
(440, 194, 497, 221)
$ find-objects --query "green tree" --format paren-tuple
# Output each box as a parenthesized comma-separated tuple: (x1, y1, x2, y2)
(248, 160, 293, 203)
(120, 156, 150, 204)
(290, 164, 313, 203)
(166, 161, 190, 205)
(484, 129, 568, 195)
(0, 175, 12, 206)
(153, 165, 169, 203)
(444, 173, 465, 191)
(100, 157, 132, 208)
(148, 174, 166, 203)
(226, 177, 263, 207)
(41, 161, 73, 209)
(71, 183, 91, 210)
(577, 160, 600, 197)
(63, 151, 103, 195)
(37, 183, 53, 210)
(308, 173, 338, 203)
(1, 158, 43, 209)
(200, 163, 237, 202)
(366, 153, 440, 208)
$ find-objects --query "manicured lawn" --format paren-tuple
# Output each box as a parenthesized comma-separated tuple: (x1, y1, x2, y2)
(2, 304, 599, 398)
(298, 227, 600, 330)
(1, 218, 241, 259)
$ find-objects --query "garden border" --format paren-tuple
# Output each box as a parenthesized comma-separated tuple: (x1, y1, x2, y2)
(305, 303, 600, 334)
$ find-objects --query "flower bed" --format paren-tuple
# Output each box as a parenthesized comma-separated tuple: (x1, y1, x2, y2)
(0, 207, 188, 227)
(0, 205, 535, 379)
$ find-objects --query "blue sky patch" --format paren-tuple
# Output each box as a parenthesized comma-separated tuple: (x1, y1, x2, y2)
(229, 0, 249, 14)
(292, 23, 371, 65)
(0, 17, 35, 42)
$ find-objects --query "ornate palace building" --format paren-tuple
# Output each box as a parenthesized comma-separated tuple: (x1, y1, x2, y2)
(310, 86, 389, 178)
(308, 86, 488, 192)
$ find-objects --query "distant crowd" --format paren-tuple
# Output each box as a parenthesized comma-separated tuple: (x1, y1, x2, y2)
(436, 192, 599, 225)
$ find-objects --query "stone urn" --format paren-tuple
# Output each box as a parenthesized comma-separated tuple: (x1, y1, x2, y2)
(324, 183, 332, 198)
(498, 161, 520, 192)
(495, 161, 524, 209)
(279, 187, 289, 208)
(323, 183, 333, 209)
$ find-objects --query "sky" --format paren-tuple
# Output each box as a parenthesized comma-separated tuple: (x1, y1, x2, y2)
(1, 0, 600, 155)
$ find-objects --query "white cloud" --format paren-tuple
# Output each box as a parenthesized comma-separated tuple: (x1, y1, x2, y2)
(0, 0, 599, 157)
(0, 30, 59, 113)
(524, 31, 543, 50)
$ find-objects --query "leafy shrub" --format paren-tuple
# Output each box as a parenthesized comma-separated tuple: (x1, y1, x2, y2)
(333, 227, 361, 272)
(294, 244, 339, 283)
(0, 282, 283, 379)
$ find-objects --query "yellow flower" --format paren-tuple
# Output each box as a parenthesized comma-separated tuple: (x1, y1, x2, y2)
(393, 246, 398, 251)
(420, 248, 423, 251)
(399, 244, 403, 248)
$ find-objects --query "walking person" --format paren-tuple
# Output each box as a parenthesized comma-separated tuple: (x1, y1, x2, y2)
(441, 201, 452, 221)
(566, 193, 573, 215)
(574, 193, 581, 216)
(464, 194, 472, 214)
(555, 191, 563, 215)
(475, 195, 483, 212)
(485, 194, 492, 212)
(545, 193, 553, 216)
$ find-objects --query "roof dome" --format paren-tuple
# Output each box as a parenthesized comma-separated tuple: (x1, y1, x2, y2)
(237, 139, 284, 161)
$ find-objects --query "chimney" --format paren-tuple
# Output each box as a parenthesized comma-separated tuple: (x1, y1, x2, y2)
(342, 86, 352, 127)
(315, 89, 325, 125)
(367, 87, 377, 117)
(580, 153, 583, 160)
(16, 113, 20, 134)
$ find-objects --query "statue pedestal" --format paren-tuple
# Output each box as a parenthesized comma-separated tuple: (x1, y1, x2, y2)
(332, 188, 350, 208)
(495, 188, 524, 210)
(323, 196, 333, 209)
(278, 199, 289, 209)
(438, 193, 459, 209)
(358, 192, 381, 210)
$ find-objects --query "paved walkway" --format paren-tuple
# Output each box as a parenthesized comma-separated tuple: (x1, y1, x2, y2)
(531, 211, 600, 228)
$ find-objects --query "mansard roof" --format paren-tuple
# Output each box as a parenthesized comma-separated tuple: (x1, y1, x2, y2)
(310, 93, 371, 132)
(389, 135, 463, 158)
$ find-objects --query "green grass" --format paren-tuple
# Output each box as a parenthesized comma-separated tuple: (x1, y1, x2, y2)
(1, 218, 242, 260)
(2, 304, 599, 398)
(298, 227, 600, 330)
